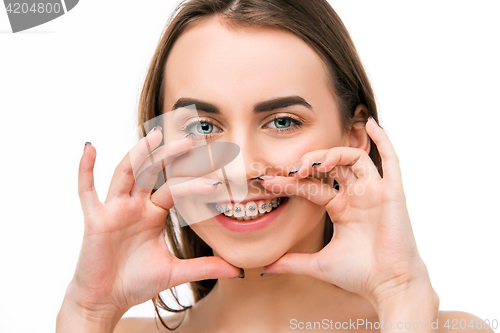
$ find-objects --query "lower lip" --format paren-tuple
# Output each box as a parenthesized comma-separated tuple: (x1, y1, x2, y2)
(209, 198, 288, 233)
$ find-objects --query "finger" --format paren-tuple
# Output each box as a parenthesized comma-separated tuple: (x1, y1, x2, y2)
(259, 176, 337, 208)
(130, 134, 195, 197)
(78, 143, 101, 212)
(365, 117, 402, 182)
(263, 252, 323, 280)
(168, 256, 242, 287)
(307, 146, 381, 181)
(289, 150, 357, 189)
(150, 177, 223, 212)
(330, 165, 357, 187)
(290, 149, 327, 179)
(105, 127, 163, 201)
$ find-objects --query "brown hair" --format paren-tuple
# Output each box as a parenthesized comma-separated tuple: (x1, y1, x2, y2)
(137, 0, 383, 330)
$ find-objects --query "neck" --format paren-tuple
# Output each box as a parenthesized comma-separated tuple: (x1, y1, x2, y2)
(198, 268, 371, 332)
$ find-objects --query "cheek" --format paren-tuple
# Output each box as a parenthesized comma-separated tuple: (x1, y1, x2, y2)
(285, 197, 327, 246)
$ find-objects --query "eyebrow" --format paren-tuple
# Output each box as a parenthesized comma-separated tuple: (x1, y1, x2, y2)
(171, 96, 313, 114)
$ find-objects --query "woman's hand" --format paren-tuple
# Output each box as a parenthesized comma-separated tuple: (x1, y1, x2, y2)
(260, 117, 436, 312)
(61, 128, 241, 327)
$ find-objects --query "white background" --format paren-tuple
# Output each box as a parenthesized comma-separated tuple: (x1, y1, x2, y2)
(1, 1, 499, 332)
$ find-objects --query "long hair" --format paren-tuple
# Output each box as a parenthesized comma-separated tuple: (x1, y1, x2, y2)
(137, 0, 383, 330)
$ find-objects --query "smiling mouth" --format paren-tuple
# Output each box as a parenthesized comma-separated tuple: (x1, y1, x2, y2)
(210, 197, 288, 221)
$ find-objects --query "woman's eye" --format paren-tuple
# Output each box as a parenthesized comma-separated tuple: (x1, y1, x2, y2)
(197, 122, 213, 134)
(266, 117, 297, 130)
(186, 121, 221, 136)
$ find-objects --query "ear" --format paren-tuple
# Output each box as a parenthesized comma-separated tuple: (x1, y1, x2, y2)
(345, 104, 371, 154)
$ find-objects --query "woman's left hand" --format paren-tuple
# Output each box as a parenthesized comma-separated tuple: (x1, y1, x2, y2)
(260, 117, 435, 311)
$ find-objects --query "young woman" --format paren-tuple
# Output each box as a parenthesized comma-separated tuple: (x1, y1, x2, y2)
(56, 0, 493, 332)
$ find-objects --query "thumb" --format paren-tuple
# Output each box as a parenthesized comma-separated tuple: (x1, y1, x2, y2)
(168, 256, 243, 287)
(263, 252, 323, 279)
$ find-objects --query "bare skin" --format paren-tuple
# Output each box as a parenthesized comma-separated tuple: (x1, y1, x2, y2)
(150, 16, 376, 332)
(59, 15, 493, 333)
(113, 16, 494, 333)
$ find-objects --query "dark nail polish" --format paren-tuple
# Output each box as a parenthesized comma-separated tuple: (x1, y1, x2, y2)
(230, 268, 244, 279)
(333, 179, 340, 190)
(147, 126, 162, 136)
(176, 132, 195, 140)
(288, 162, 302, 176)
(84, 142, 91, 151)
(260, 272, 277, 277)
(204, 179, 222, 186)
(312, 156, 326, 167)
(254, 177, 264, 181)
(368, 116, 379, 127)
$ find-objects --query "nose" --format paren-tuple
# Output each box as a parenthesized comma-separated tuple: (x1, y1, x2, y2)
(215, 135, 267, 190)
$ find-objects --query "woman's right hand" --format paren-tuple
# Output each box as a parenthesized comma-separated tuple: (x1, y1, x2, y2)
(60, 127, 241, 327)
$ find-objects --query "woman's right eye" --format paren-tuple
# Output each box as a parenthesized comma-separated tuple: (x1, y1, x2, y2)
(196, 122, 215, 135)
(184, 120, 222, 137)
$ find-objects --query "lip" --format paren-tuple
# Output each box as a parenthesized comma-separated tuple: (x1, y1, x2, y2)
(210, 195, 287, 206)
(208, 197, 288, 233)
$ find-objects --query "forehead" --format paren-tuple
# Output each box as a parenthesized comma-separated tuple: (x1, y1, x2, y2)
(164, 17, 332, 111)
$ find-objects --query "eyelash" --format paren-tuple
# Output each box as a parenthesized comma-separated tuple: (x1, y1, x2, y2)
(180, 118, 220, 139)
(180, 114, 304, 139)
(264, 115, 303, 134)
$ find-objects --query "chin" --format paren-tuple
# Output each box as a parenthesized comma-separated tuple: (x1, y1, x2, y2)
(212, 244, 289, 269)
(190, 196, 327, 269)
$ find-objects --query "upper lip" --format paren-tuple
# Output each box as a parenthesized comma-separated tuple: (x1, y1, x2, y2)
(209, 195, 288, 206)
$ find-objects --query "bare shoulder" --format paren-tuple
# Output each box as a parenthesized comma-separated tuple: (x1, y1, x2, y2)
(113, 313, 186, 333)
(438, 310, 495, 333)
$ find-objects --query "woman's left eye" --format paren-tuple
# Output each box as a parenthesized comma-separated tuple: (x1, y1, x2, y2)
(265, 117, 302, 131)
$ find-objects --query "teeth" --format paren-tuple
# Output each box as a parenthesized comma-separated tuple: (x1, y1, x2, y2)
(223, 203, 233, 217)
(233, 203, 245, 218)
(257, 200, 267, 214)
(245, 202, 258, 216)
(215, 198, 286, 220)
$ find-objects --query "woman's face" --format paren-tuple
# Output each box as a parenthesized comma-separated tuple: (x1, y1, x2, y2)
(162, 17, 351, 268)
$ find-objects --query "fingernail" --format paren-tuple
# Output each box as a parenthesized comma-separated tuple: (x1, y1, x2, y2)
(177, 132, 195, 140)
(260, 272, 277, 277)
(230, 268, 245, 279)
(368, 115, 379, 127)
(288, 162, 302, 176)
(312, 156, 326, 167)
(204, 179, 222, 186)
(147, 126, 162, 136)
(257, 175, 274, 180)
(84, 142, 91, 152)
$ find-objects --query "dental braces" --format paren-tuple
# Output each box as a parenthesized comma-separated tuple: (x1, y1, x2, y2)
(214, 197, 285, 214)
